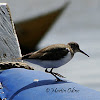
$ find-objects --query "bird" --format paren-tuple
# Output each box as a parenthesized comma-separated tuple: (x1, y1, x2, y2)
(18, 42, 89, 81)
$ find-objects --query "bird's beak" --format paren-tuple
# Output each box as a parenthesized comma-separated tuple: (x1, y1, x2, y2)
(79, 50, 89, 57)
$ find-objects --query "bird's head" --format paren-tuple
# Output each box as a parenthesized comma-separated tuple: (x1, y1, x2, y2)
(68, 42, 89, 57)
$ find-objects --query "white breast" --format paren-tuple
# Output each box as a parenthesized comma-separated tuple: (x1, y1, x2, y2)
(45, 52, 72, 68)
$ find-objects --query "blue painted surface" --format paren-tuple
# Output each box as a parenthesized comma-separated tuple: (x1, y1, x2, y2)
(0, 68, 100, 100)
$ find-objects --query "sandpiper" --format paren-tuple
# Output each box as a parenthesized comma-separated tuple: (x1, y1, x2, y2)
(19, 42, 89, 81)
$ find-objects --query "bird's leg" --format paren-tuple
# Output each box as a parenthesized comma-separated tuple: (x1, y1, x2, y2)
(50, 68, 66, 78)
(45, 68, 49, 73)
(50, 68, 53, 73)
(45, 68, 63, 81)
(49, 68, 62, 81)
(45, 68, 54, 73)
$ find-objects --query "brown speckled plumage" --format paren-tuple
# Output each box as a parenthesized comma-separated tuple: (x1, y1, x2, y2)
(22, 44, 71, 60)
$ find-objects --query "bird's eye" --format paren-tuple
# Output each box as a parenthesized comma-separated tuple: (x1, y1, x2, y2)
(71, 44, 74, 48)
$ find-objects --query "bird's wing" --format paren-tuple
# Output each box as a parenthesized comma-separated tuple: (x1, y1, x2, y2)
(22, 45, 69, 60)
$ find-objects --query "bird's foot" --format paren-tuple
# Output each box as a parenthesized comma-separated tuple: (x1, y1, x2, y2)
(53, 72, 66, 78)
(50, 72, 63, 81)
(55, 77, 63, 82)
(45, 68, 65, 81)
